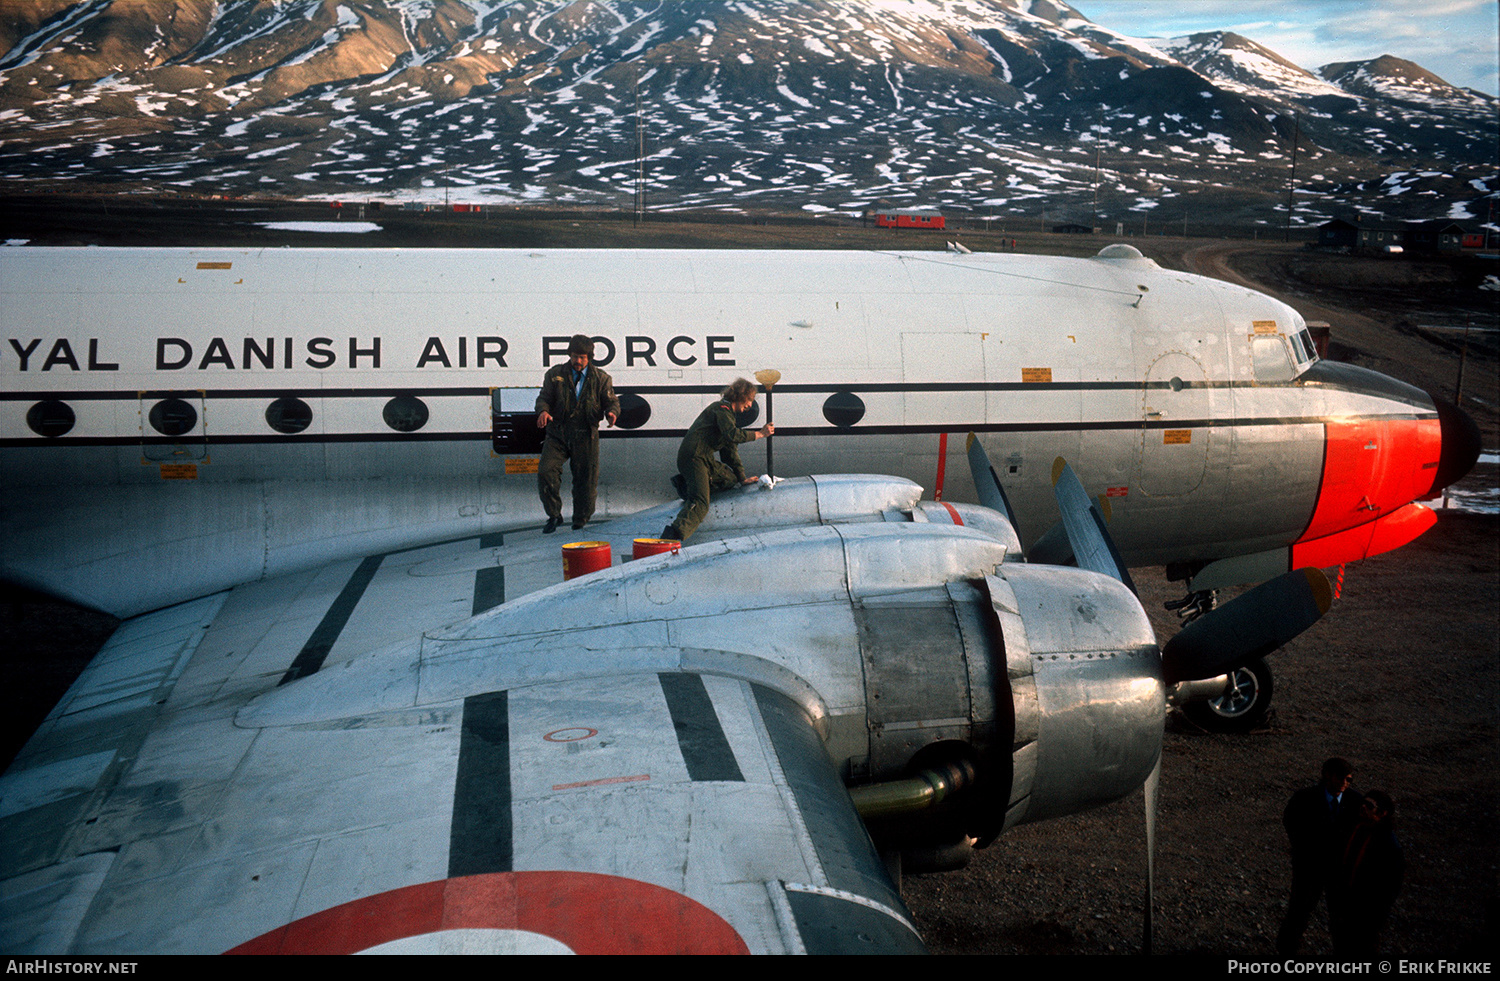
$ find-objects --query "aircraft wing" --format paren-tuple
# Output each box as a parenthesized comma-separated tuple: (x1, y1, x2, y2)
(0, 514, 923, 953)
(1, 475, 1170, 954)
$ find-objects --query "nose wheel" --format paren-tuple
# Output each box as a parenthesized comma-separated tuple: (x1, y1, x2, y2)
(1181, 657, 1274, 733)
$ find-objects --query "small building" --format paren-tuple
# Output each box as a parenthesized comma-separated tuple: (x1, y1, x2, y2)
(1052, 223, 1095, 235)
(1316, 219, 1360, 249)
(1345, 219, 1468, 254)
(874, 209, 945, 230)
(1405, 220, 1465, 253)
(1355, 222, 1407, 251)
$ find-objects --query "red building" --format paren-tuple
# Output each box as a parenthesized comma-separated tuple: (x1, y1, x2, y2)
(874, 209, 945, 230)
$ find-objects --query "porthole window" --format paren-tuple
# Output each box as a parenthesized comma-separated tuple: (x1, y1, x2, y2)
(822, 392, 866, 428)
(26, 399, 75, 438)
(734, 401, 760, 428)
(149, 398, 198, 437)
(383, 395, 428, 432)
(265, 397, 313, 434)
(616, 392, 651, 430)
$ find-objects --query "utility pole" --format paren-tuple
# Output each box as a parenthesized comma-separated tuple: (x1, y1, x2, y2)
(1284, 113, 1300, 243)
(634, 72, 646, 227)
(1093, 147, 1100, 232)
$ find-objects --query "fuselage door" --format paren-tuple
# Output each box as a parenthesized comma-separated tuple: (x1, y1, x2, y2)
(1137, 353, 1209, 497)
(140, 391, 207, 462)
(492, 387, 545, 455)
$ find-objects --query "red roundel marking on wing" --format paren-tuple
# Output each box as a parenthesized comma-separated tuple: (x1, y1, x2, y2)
(543, 727, 598, 742)
(228, 871, 750, 954)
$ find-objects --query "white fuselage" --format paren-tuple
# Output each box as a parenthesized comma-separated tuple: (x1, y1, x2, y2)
(0, 247, 1434, 616)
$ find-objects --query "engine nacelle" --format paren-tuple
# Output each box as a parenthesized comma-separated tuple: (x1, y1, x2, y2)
(850, 557, 1161, 847)
(244, 520, 1161, 855)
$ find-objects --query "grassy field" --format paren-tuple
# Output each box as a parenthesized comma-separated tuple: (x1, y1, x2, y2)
(1, 191, 1312, 256)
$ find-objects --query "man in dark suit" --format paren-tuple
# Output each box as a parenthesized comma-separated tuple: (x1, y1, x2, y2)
(1277, 757, 1361, 956)
(535, 335, 619, 533)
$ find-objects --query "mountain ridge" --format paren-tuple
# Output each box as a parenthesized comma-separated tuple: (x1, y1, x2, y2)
(0, 0, 1493, 228)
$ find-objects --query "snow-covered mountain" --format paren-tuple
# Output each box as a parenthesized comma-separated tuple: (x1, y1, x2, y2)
(0, 0, 1493, 227)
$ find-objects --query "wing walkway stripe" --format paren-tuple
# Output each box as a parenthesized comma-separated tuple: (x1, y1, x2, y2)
(278, 553, 383, 685)
(751, 685, 922, 953)
(472, 566, 506, 616)
(449, 690, 513, 876)
(658, 674, 744, 783)
(473, 533, 506, 615)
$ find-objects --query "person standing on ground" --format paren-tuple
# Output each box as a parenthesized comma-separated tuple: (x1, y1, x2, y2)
(661, 378, 773, 542)
(1277, 757, 1362, 956)
(536, 334, 619, 533)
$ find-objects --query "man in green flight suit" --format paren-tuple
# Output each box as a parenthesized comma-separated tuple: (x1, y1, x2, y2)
(536, 334, 620, 533)
(661, 378, 774, 542)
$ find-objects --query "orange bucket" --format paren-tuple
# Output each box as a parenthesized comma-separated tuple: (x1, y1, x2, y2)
(633, 538, 682, 560)
(562, 541, 612, 579)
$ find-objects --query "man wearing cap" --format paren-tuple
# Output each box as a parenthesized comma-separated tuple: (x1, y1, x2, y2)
(536, 334, 619, 533)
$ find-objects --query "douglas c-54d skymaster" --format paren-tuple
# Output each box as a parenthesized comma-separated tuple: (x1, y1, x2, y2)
(0, 244, 1479, 725)
(0, 245, 1479, 953)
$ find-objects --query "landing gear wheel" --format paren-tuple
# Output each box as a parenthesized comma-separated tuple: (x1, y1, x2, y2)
(1183, 657, 1274, 733)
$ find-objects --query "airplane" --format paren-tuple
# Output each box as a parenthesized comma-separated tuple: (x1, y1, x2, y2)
(0, 244, 1478, 952)
(0, 244, 1479, 728)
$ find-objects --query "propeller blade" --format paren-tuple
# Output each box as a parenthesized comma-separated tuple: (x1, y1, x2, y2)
(1025, 520, 1073, 566)
(1143, 753, 1160, 956)
(1050, 457, 1137, 594)
(1160, 567, 1334, 684)
(964, 433, 1020, 536)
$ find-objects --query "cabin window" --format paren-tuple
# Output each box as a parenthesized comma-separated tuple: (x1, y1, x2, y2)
(149, 398, 198, 437)
(383, 395, 429, 433)
(26, 399, 75, 438)
(265, 397, 313, 434)
(616, 392, 651, 430)
(822, 392, 866, 428)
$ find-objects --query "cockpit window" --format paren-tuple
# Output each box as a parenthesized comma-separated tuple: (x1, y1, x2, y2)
(1290, 328, 1318, 366)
